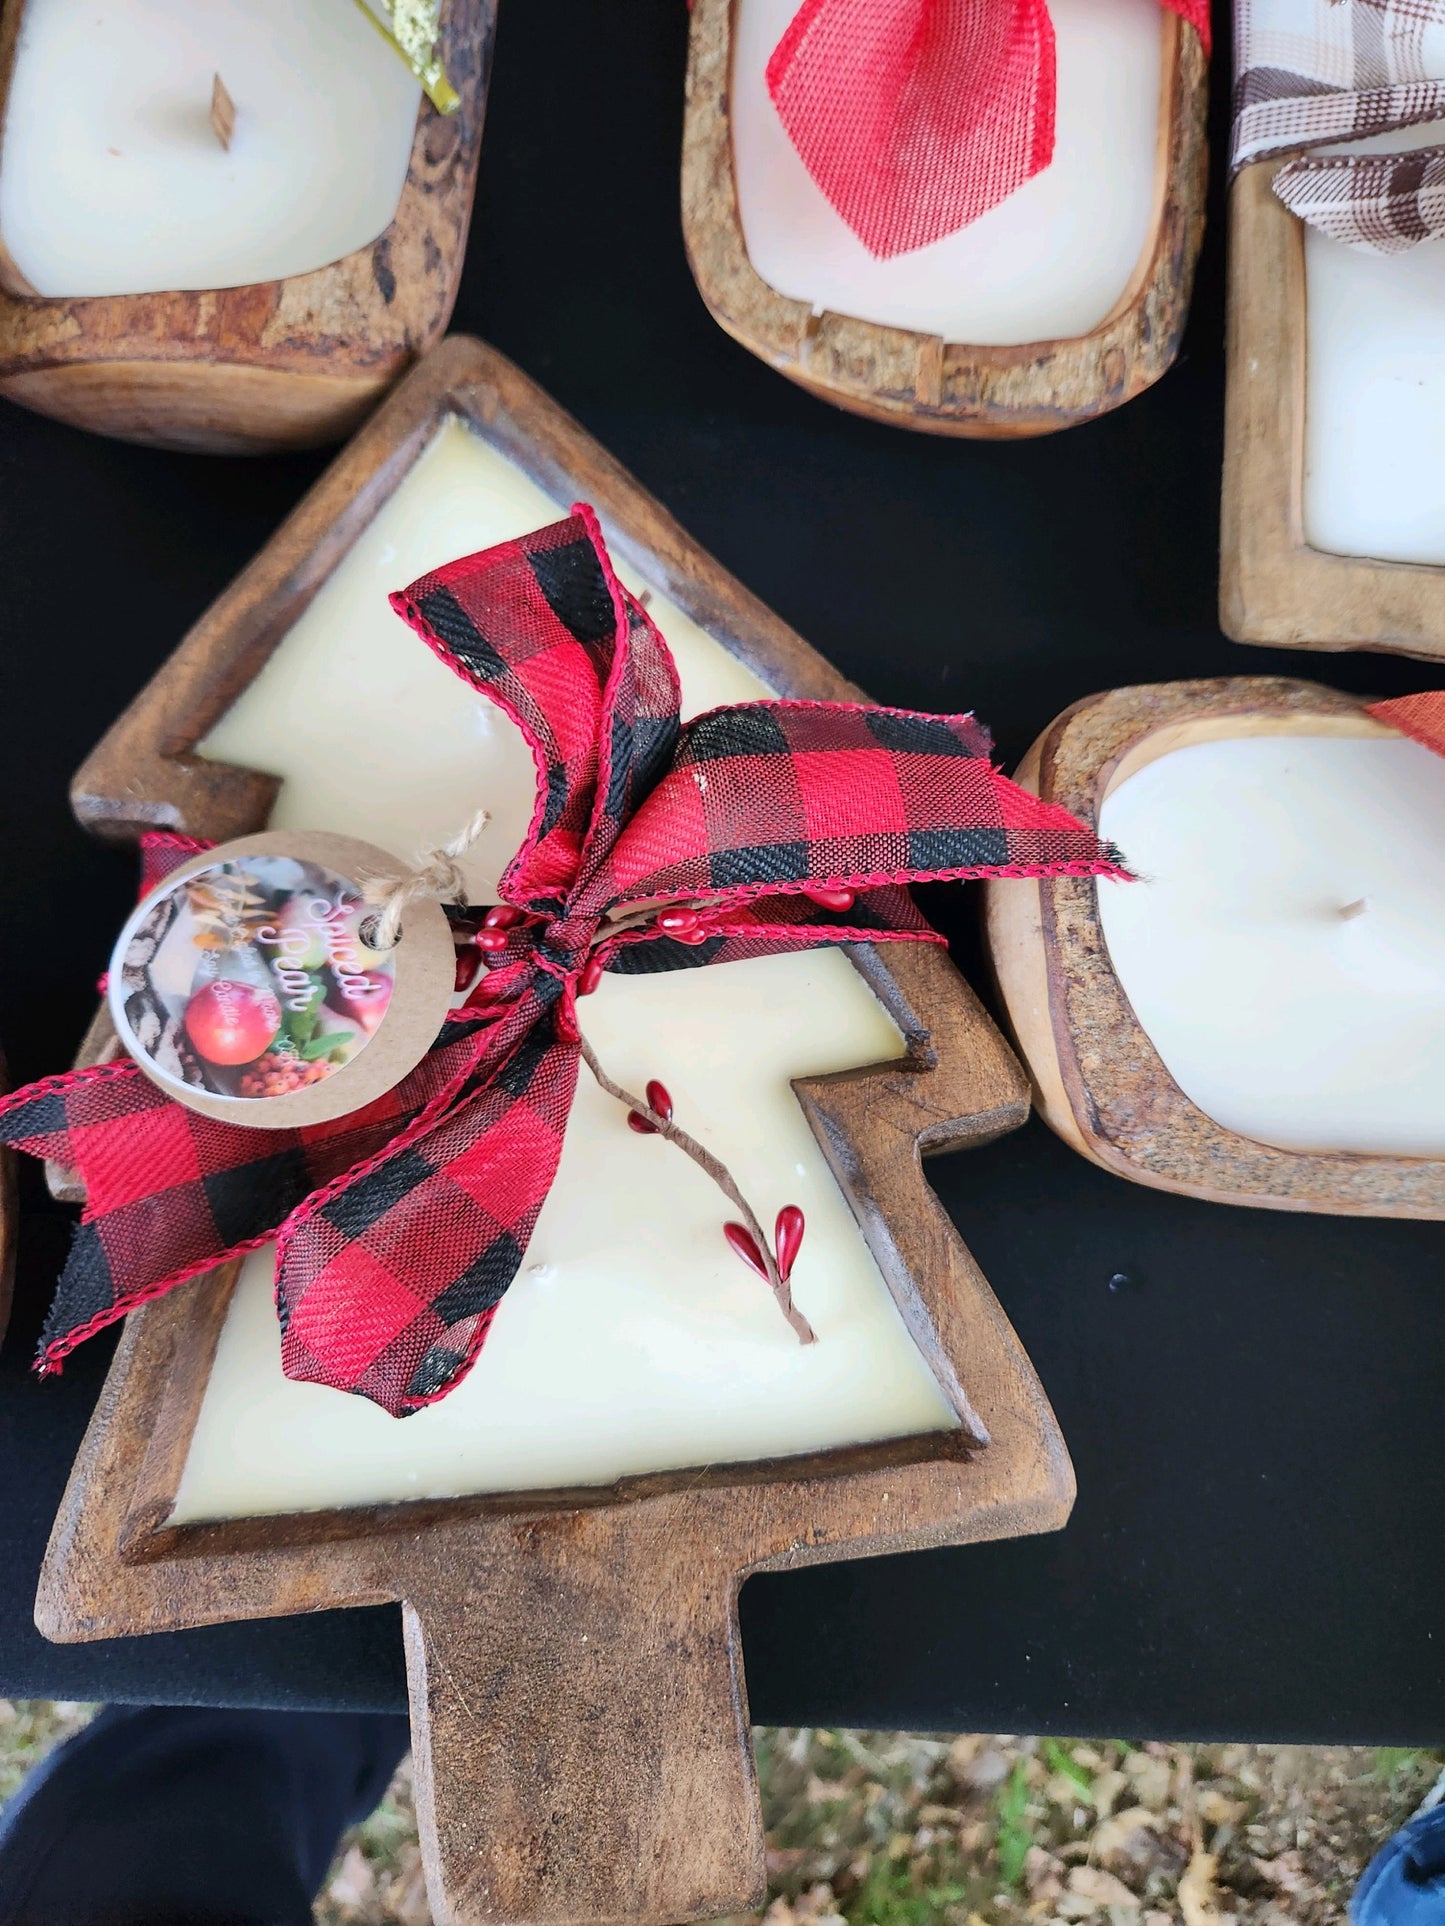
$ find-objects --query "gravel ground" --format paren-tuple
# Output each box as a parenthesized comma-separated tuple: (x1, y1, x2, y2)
(0, 1705, 1438, 1924)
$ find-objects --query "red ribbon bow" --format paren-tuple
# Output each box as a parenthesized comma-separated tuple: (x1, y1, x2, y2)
(1, 508, 1126, 1416)
(767, 0, 1212, 259)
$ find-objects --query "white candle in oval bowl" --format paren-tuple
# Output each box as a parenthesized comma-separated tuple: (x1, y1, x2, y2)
(1302, 121, 1445, 567)
(1096, 731, 1445, 1154)
(731, 0, 1163, 345)
(172, 419, 956, 1521)
(0, 0, 419, 298)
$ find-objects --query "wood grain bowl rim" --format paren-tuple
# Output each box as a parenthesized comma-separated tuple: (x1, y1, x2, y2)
(1220, 163, 1445, 660)
(985, 674, 1445, 1217)
(681, 0, 1209, 436)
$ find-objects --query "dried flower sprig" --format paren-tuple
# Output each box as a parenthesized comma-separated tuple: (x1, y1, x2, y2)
(351, 0, 459, 115)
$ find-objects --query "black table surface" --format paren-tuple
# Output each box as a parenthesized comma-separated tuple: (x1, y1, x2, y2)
(1, 0, 1443, 1745)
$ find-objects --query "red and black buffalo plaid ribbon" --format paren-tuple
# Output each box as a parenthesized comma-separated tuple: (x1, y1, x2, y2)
(0, 507, 1127, 1417)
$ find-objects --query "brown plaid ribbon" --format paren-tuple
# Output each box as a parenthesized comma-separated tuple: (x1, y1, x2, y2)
(1233, 0, 1445, 249)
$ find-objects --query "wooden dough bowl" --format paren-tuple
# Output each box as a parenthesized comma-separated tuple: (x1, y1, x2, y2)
(42, 335, 1075, 1926)
(1221, 163, 1445, 660)
(681, 0, 1208, 436)
(0, 0, 493, 455)
(984, 675, 1445, 1218)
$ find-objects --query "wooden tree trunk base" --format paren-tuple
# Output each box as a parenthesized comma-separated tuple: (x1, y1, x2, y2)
(405, 1523, 761, 1926)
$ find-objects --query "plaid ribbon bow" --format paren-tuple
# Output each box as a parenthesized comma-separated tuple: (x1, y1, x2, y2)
(766, 0, 1211, 260)
(1233, 0, 1445, 251)
(0, 508, 1126, 1417)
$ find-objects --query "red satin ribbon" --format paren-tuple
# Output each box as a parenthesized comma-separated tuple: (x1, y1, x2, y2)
(767, 0, 1212, 259)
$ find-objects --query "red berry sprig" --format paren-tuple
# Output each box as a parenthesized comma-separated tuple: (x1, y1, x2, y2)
(723, 1221, 768, 1279)
(656, 907, 710, 945)
(723, 1206, 806, 1287)
(774, 1204, 806, 1283)
(626, 1079, 674, 1135)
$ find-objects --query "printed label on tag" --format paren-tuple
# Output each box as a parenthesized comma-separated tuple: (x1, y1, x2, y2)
(109, 832, 456, 1129)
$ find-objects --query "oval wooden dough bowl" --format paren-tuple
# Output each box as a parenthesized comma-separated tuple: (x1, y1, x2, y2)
(0, 0, 494, 454)
(985, 674, 1445, 1218)
(681, 0, 1208, 436)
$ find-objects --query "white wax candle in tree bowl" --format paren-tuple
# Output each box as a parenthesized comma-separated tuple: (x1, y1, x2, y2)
(170, 417, 959, 1520)
(40, 339, 1077, 1926)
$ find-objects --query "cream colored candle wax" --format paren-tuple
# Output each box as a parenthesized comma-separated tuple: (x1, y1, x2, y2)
(1096, 732, 1445, 1154)
(1302, 122, 1445, 567)
(173, 419, 956, 1521)
(731, 0, 1163, 344)
(0, 0, 419, 298)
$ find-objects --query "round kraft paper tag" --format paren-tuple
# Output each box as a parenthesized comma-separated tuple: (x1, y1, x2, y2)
(107, 832, 456, 1129)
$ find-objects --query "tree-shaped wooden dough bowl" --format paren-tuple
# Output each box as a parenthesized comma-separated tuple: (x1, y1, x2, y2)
(1221, 165, 1445, 660)
(0, 0, 493, 454)
(39, 336, 1073, 1926)
(681, 0, 1207, 435)
(985, 675, 1445, 1217)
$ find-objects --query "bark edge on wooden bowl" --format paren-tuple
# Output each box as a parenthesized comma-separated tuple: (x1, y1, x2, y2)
(985, 674, 1445, 1218)
(681, 0, 1208, 437)
(0, 0, 494, 454)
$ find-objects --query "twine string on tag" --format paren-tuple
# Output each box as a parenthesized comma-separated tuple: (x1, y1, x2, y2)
(362, 808, 491, 950)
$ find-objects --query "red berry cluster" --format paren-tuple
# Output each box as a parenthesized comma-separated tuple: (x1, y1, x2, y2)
(725, 1206, 806, 1285)
(624, 1074, 807, 1291)
(454, 904, 529, 997)
(626, 1079, 674, 1134)
(238, 1051, 334, 1098)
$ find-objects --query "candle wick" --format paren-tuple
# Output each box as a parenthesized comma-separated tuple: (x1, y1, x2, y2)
(1338, 898, 1368, 921)
(210, 73, 236, 152)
